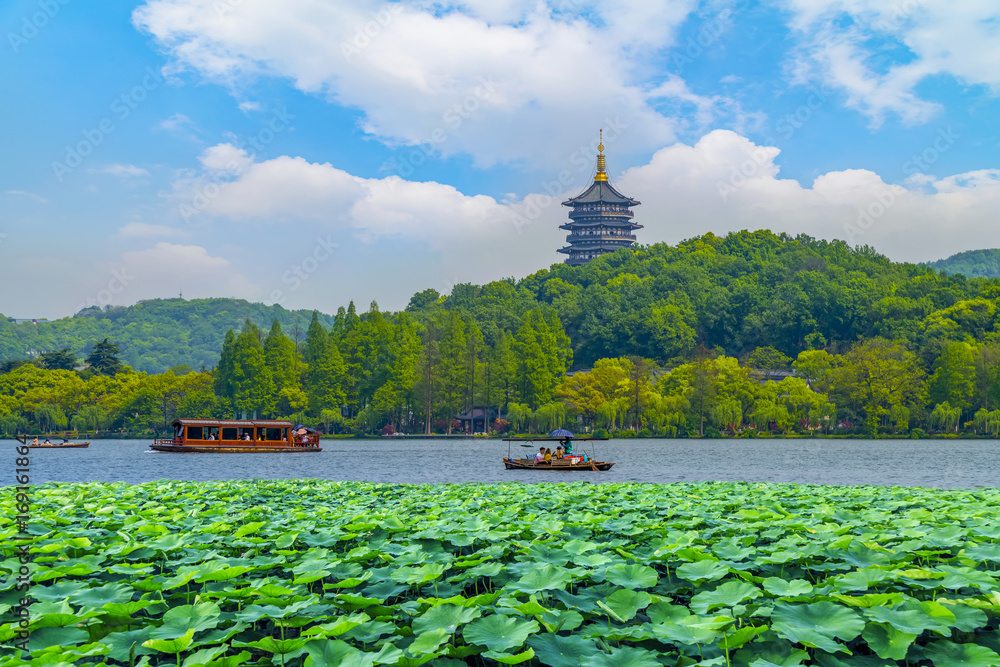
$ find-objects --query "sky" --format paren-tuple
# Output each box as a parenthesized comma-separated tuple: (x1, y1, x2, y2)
(2, 0, 999, 320)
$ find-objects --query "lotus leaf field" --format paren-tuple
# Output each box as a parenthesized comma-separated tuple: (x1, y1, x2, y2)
(3, 481, 1000, 667)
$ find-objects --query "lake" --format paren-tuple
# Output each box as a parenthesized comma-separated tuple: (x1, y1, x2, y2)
(8, 437, 999, 488)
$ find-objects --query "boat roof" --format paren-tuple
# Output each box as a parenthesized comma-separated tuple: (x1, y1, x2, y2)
(502, 437, 608, 442)
(172, 419, 295, 428)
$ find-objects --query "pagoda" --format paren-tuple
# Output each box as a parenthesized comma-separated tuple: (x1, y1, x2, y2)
(559, 131, 641, 266)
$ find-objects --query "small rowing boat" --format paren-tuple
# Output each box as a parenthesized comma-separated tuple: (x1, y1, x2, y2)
(16, 435, 90, 448)
(502, 429, 613, 471)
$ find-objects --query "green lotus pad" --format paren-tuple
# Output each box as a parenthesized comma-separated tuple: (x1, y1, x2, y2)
(2, 479, 1000, 667)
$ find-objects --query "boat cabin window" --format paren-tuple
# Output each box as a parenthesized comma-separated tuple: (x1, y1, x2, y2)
(205, 427, 218, 440)
(174, 423, 184, 438)
(186, 426, 204, 440)
(265, 427, 283, 441)
(239, 428, 254, 440)
(221, 427, 238, 441)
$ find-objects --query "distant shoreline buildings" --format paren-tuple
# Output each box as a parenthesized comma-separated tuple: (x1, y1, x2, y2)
(559, 131, 642, 266)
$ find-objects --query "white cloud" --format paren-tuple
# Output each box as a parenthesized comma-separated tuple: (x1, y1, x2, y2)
(174, 133, 1000, 296)
(5, 190, 47, 204)
(617, 129, 1000, 261)
(92, 164, 151, 178)
(119, 242, 255, 299)
(238, 101, 261, 112)
(132, 0, 727, 168)
(116, 222, 189, 238)
(780, 0, 1000, 126)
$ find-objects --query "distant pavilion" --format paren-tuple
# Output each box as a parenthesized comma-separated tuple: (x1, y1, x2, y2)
(559, 131, 642, 266)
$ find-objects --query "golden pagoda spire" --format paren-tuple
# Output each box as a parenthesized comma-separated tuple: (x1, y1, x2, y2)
(595, 129, 608, 181)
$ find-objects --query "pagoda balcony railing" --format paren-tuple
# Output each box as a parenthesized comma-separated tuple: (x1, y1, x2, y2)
(568, 209, 634, 220)
(566, 233, 637, 242)
(572, 205, 631, 213)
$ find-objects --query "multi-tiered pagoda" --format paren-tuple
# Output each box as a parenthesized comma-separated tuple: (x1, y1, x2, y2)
(559, 133, 641, 266)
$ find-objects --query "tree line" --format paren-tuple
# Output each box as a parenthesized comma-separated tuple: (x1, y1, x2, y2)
(4, 230, 1000, 437)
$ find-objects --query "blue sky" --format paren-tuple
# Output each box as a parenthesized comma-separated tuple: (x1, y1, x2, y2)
(2, 0, 999, 319)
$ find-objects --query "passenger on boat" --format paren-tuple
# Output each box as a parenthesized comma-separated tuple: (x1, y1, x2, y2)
(544, 447, 552, 463)
(555, 445, 564, 459)
(32, 437, 38, 445)
(242, 433, 251, 441)
(534, 447, 545, 464)
(207, 433, 215, 440)
(44, 439, 51, 445)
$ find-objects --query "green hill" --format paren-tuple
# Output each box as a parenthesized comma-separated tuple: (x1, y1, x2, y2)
(925, 248, 1000, 279)
(0, 298, 333, 374)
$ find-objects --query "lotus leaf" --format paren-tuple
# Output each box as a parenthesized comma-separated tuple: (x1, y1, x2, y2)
(407, 628, 449, 655)
(924, 640, 1000, 667)
(691, 580, 761, 613)
(771, 602, 864, 653)
(864, 601, 954, 634)
(676, 559, 730, 583)
(482, 648, 535, 664)
(598, 589, 651, 621)
(861, 622, 917, 660)
(412, 603, 481, 634)
(581, 646, 661, 666)
(463, 614, 539, 652)
(302, 639, 375, 667)
(762, 578, 813, 597)
(605, 563, 658, 589)
(526, 633, 600, 667)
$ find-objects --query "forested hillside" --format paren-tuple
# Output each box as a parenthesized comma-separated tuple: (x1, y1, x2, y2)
(926, 248, 1000, 279)
(0, 299, 333, 374)
(5, 230, 1000, 438)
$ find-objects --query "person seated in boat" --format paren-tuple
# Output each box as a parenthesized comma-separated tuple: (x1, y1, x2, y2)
(207, 432, 215, 440)
(32, 436, 38, 446)
(544, 447, 553, 464)
(534, 446, 546, 465)
(43, 438, 51, 445)
(555, 444, 565, 459)
(242, 432, 251, 441)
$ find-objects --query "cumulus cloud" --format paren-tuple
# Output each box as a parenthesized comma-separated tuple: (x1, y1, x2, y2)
(174, 132, 1000, 288)
(132, 0, 727, 168)
(119, 242, 255, 299)
(617, 130, 1000, 261)
(780, 0, 1000, 126)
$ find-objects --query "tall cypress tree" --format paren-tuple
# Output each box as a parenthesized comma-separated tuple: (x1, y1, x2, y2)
(214, 330, 237, 416)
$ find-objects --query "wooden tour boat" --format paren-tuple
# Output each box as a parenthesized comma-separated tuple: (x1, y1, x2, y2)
(16, 434, 90, 449)
(151, 419, 322, 453)
(502, 429, 613, 471)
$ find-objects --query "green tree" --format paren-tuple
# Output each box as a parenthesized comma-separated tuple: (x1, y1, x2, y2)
(927, 341, 976, 417)
(835, 338, 925, 436)
(231, 320, 275, 418)
(38, 348, 78, 371)
(86, 339, 124, 375)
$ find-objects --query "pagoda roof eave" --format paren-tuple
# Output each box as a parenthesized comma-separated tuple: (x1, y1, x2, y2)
(562, 180, 640, 206)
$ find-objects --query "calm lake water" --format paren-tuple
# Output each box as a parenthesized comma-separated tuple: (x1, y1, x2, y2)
(6, 438, 999, 488)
